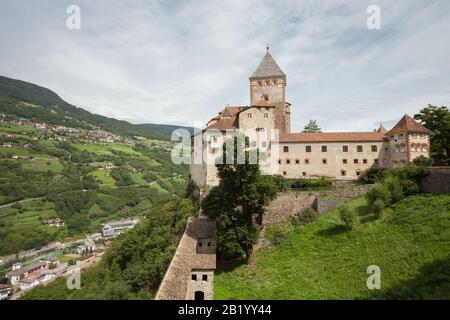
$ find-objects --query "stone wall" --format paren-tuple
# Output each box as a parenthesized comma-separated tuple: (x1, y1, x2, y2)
(264, 184, 373, 224)
(263, 192, 315, 224)
(313, 197, 347, 214)
(421, 167, 450, 194)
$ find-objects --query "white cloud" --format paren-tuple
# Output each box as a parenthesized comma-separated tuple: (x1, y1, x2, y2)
(0, 0, 449, 131)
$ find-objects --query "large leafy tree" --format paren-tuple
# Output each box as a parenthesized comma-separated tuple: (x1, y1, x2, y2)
(414, 105, 450, 164)
(201, 134, 277, 261)
(303, 120, 322, 133)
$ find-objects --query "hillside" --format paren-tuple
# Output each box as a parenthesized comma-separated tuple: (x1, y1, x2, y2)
(138, 123, 194, 140)
(215, 194, 450, 299)
(0, 75, 187, 141)
(0, 119, 189, 256)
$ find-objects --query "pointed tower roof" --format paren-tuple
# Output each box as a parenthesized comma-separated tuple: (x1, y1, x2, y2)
(250, 51, 285, 80)
(376, 124, 388, 135)
(387, 114, 429, 135)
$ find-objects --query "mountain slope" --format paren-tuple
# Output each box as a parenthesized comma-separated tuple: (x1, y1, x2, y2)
(0, 75, 181, 140)
(138, 123, 194, 139)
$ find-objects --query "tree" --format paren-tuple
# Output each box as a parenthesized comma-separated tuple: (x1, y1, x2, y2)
(201, 134, 277, 261)
(303, 120, 322, 133)
(414, 105, 450, 164)
(338, 205, 355, 230)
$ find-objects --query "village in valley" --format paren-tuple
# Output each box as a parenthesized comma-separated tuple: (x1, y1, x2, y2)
(0, 216, 139, 300)
(0, 110, 189, 300)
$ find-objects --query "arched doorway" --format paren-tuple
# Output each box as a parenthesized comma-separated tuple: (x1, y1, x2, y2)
(194, 291, 205, 300)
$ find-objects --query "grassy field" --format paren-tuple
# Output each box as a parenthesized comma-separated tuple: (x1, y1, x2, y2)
(214, 194, 450, 300)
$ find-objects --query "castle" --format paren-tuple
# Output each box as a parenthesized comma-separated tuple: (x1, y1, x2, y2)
(190, 50, 430, 188)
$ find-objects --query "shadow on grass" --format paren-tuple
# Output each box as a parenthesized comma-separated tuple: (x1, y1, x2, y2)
(356, 204, 378, 223)
(215, 257, 246, 275)
(360, 255, 450, 300)
(317, 224, 348, 237)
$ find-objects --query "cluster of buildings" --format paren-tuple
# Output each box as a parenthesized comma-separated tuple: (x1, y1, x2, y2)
(190, 50, 430, 188)
(4, 260, 59, 293)
(42, 218, 65, 227)
(1, 118, 137, 145)
(101, 218, 140, 237)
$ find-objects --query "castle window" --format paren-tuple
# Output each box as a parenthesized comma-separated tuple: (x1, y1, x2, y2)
(213, 137, 217, 142)
(251, 141, 257, 148)
(354, 159, 358, 164)
(356, 171, 362, 176)
(295, 159, 300, 164)
(192, 274, 197, 281)
(357, 145, 363, 152)
(208, 242, 211, 247)
(302, 172, 306, 177)
(420, 134, 425, 139)
(198, 242, 203, 247)
(263, 94, 269, 101)
(304, 159, 310, 165)
(322, 146, 327, 152)
(278, 159, 281, 164)
(341, 170, 346, 176)
(286, 159, 291, 164)
(264, 113, 269, 119)
(283, 146, 289, 153)
(322, 159, 328, 165)
(202, 275, 208, 281)
(412, 133, 417, 139)
(283, 171, 287, 176)
(343, 159, 347, 164)
(371, 145, 377, 152)
(343, 145, 349, 152)
(306, 146, 311, 152)
(363, 159, 368, 164)
(374, 159, 379, 165)
(248, 114, 252, 119)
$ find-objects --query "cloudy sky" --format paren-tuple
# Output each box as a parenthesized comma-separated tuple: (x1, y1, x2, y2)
(1, 0, 449, 132)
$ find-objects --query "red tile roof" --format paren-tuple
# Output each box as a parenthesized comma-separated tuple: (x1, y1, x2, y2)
(387, 114, 429, 134)
(279, 132, 387, 143)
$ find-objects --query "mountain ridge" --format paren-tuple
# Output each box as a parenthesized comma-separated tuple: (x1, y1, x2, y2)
(0, 75, 191, 140)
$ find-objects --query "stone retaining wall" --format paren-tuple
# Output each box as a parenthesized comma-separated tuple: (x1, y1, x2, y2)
(264, 185, 373, 224)
(421, 167, 450, 194)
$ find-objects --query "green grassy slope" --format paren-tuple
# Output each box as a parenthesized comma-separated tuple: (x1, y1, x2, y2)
(215, 194, 450, 300)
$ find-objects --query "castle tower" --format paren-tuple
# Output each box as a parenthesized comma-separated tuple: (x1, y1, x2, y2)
(386, 114, 430, 167)
(249, 48, 291, 133)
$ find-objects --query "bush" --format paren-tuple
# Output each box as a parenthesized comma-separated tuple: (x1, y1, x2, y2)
(372, 199, 386, 219)
(338, 205, 355, 230)
(290, 207, 318, 226)
(367, 183, 391, 206)
(266, 223, 292, 246)
(384, 176, 404, 203)
(412, 155, 433, 167)
(359, 167, 385, 184)
(292, 177, 333, 189)
(270, 175, 289, 192)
